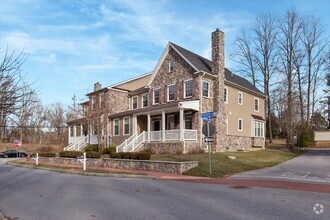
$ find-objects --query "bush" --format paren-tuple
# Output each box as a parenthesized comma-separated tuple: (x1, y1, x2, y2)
(102, 147, 116, 154)
(299, 126, 315, 148)
(39, 152, 56, 157)
(59, 151, 83, 158)
(86, 151, 101, 158)
(85, 145, 99, 152)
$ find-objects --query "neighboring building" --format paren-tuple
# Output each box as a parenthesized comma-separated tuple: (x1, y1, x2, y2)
(66, 29, 266, 153)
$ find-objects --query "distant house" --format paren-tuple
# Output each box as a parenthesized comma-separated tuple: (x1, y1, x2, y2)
(66, 29, 266, 153)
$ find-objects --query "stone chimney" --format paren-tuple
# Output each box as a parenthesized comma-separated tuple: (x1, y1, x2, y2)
(212, 28, 226, 152)
(94, 82, 102, 91)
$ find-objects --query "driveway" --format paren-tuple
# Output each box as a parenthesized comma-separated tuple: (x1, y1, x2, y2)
(231, 150, 330, 184)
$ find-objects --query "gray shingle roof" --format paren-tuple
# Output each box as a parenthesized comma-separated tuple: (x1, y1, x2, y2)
(170, 42, 264, 96)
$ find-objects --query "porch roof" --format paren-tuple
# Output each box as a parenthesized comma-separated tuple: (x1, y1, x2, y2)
(109, 100, 199, 119)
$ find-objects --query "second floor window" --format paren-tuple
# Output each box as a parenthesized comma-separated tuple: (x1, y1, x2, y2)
(142, 93, 149, 108)
(203, 81, 210, 97)
(99, 93, 105, 109)
(167, 84, 175, 102)
(254, 98, 259, 112)
(153, 89, 160, 105)
(224, 87, 228, 103)
(91, 97, 96, 110)
(238, 92, 243, 105)
(132, 96, 138, 110)
(184, 80, 192, 98)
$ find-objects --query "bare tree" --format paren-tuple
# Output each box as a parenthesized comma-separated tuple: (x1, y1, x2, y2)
(277, 10, 303, 147)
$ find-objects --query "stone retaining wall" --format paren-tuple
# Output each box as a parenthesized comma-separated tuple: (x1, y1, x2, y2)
(37, 157, 198, 174)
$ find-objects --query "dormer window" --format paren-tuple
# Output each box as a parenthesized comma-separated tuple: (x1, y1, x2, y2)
(169, 61, 174, 72)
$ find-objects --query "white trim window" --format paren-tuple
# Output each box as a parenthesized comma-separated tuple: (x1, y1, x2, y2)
(184, 79, 193, 98)
(169, 61, 174, 72)
(91, 96, 96, 110)
(99, 93, 105, 109)
(238, 92, 243, 105)
(254, 98, 259, 112)
(123, 117, 130, 136)
(238, 118, 243, 131)
(132, 96, 138, 110)
(224, 87, 228, 104)
(202, 80, 210, 98)
(254, 121, 264, 137)
(153, 89, 160, 105)
(167, 84, 175, 102)
(142, 93, 149, 108)
(113, 119, 119, 136)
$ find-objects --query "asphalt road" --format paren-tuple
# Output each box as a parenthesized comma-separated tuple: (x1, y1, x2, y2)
(231, 150, 330, 184)
(0, 158, 329, 220)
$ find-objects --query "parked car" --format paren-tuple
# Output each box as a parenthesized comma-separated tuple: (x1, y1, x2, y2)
(0, 150, 28, 158)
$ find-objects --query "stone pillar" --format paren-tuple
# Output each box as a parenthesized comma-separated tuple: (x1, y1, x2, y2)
(162, 111, 165, 142)
(212, 28, 226, 152)
(147, 113, 150, 142)
(179, 108, 184, 141)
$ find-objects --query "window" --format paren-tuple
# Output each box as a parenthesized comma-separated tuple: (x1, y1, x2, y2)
(91, 96, 96, 110)
(132, 96, 138, 110)
(185, 115, 192, 129)
(113, 119, 119, 136)
(202, 81, 210, 97)
(169, 61, 174, 72)
(224, 87, 228, 103)
(167, 84, 175, 102)
(254, 121, 264, 137)
(153, 89, 160, 105)
(238, 118, 243, 131)
(184, 80, 193, 98)
(99, 93, 105, 109)
(142, 93, 149, 108)
(123, 117, 130, 135)
(238, 92, 243, 105)
(254, 98, 259, 112)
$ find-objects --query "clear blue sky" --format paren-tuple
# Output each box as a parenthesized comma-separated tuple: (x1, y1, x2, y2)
(1, 0, 329, 106)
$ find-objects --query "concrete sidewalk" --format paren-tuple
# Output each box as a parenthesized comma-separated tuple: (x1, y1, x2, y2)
(8, 160, 330, 194)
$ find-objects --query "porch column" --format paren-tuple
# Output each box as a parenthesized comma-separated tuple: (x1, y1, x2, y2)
(147, 113, 150, 142)
(180, 108, 184, 141)
(80, 124, 83, 137)
(162, 111, 165, 142)
(133, 115, 137, 134)
(68, 126, 71, 143)
(73, 125, 77, 140)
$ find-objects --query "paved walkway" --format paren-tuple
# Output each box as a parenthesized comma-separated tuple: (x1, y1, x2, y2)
(231, 150, 330, 184)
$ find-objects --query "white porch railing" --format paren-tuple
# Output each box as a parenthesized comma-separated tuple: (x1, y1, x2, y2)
(117, 131, 146, 153)
(64, 135, 88, 151)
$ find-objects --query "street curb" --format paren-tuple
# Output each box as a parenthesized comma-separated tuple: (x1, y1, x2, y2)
(7, 162, 155, 180)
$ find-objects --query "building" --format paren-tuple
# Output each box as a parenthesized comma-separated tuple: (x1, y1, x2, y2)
(66, 29, 266, 153)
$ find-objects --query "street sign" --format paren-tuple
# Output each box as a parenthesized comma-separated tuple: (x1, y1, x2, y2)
(201, 112, 214, 122)
(204, 136, 214, 142)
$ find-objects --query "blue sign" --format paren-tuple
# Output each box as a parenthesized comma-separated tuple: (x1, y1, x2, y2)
(201, 112, 214, 122)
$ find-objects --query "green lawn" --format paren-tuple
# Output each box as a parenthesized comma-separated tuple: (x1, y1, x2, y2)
(151, 149, 301, 177)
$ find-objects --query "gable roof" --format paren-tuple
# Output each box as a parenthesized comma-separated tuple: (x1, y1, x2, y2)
(169, 42, 264, 96)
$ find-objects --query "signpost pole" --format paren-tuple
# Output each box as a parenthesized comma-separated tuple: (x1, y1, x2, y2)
(207, 121, 212, 175)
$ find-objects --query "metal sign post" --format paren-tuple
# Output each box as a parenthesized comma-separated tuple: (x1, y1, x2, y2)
(201, 112, 215, 175)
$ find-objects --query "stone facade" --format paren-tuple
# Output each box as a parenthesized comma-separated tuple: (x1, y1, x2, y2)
(37, 157, 198, 174)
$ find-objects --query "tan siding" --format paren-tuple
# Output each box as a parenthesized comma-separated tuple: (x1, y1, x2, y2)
(224, 85, 265, 137)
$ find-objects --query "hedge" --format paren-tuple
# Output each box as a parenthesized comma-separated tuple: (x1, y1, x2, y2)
(114, 152, 150, 160)
(85, 145, 99, 152)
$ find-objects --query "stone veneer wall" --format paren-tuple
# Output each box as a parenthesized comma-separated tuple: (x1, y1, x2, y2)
(37, 157, 198, 174)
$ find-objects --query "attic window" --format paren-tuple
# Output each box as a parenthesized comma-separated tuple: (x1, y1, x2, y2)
(169, 61, 174, 72)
